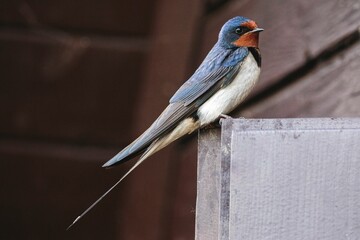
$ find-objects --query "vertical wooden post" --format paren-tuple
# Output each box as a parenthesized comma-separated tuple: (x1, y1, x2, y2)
(196, 128, 222, 239)
(197, 118, 360, 240)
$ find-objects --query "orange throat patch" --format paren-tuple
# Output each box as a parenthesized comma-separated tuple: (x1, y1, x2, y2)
(233, 32, 259, 48)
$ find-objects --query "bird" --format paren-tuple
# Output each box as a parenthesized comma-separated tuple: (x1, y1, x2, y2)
(67, 16, 263, 229)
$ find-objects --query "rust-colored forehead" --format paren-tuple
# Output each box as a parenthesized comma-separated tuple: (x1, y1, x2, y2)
(240, 20, 258, 29)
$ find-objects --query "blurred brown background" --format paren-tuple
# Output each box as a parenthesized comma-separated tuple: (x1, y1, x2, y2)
(0, 0, 359, 239)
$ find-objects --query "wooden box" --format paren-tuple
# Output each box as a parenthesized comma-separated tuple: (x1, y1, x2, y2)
(196, 118, 360, 240)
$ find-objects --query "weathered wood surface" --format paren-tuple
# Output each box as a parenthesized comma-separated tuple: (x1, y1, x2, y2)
(196, 129, 222, 240)
(238, 41, 360, 118)
(197, 118, 360, 240)
(199, 0, 360, 95)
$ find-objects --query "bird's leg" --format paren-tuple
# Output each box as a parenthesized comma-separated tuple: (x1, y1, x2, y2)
(219, 114, 233, 125)
(219, 114, 232, 119)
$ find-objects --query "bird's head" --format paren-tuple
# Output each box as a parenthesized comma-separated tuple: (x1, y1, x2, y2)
(218, 16, 263, 49)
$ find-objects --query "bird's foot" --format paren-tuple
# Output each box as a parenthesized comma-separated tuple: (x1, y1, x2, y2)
(219, 114, 232, 119)
(219, 114, 233, 125)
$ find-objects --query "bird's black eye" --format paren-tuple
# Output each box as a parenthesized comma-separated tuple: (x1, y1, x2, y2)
(235, 27, 244, 35)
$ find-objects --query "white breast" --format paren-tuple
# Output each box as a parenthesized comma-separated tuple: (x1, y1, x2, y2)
(197, 53, 260, 126)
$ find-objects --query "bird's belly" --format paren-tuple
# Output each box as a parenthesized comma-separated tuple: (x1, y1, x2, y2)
(197, 53, 260, 126)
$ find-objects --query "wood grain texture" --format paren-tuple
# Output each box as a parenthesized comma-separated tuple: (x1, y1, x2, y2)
(197, 118, 360, 240)
(228, 118, 360, 240)
(219, 120, 232, 240)
(198, 0, 360, 95)
(238, 41, 360, 118)
(0, 0, 156, 35)
(0, 29, 147, 145)
(196, 128, 222, 240)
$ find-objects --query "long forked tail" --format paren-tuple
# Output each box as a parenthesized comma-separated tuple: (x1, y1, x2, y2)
(66, 146, 154, 231)
(67, 117, 199, 230)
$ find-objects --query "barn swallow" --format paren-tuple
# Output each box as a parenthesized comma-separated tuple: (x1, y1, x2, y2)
(68, 16, 263, 229)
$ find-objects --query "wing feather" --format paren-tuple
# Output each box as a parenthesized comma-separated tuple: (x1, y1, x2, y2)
(170, 66, 235, 106)
(103, 48, 248, 167)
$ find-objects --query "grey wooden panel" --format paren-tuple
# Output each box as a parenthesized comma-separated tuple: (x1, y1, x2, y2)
(219, 120, 233, 240)
(196, 128, 222, 240)
(230, 118, 360, 132)
(238, 42, 360, 118)
(227, 119, 360, 240)
(197, 118, 360, 240)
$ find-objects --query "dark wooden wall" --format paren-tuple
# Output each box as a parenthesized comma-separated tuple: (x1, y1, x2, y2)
(1, 0, 359, 239)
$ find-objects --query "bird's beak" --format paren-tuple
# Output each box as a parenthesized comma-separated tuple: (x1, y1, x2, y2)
(249, 27, 264, 33)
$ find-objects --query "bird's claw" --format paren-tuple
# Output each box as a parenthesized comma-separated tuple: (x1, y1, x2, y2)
(219, 114, 232, 119)
(219, 114, 233, 125)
